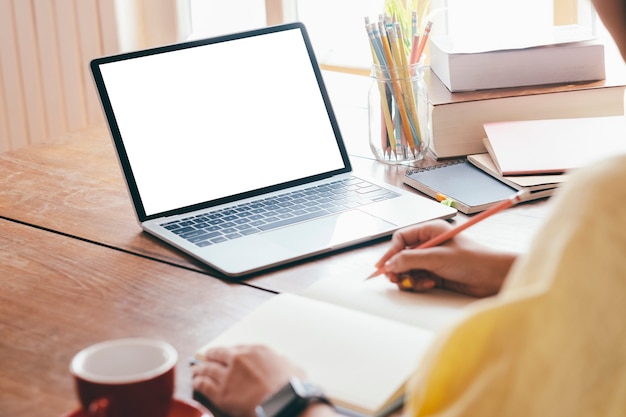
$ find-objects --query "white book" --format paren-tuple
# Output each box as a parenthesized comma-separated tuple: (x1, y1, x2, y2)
(430, 36, 605, 92)
(197, 275, 477, 417)
(483, 116, 626, 175)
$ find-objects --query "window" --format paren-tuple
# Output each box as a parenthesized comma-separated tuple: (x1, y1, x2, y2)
(291, 0, 385, 69)
(185, 0, 609, 71)
(185, 0, 383, 69)
(187, 0, 268, 38)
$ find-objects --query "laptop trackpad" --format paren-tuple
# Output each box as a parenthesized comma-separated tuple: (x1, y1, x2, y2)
(202, 210, 395, 276)
(263, 210, 394, 252)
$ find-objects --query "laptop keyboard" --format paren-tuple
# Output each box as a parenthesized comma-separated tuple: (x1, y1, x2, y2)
(160, 177, 400, 247)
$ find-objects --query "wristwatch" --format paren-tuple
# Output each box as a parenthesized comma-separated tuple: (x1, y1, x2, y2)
(255, 377, 333, 417)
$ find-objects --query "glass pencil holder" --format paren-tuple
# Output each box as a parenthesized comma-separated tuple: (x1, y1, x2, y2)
(368, 62, 430, 164)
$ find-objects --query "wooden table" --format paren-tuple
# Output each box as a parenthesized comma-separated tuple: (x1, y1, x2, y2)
(0, 218, 273, 416)
(0, 120, 551, 417)
(0, 125, 406, 294)
(0, 123, 551, 288)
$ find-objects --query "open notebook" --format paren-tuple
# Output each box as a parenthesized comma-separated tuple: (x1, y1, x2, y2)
(197, 274, 477, 416)
(90, 23, 456, 277)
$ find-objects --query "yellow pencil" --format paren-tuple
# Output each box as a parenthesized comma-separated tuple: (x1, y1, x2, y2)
(382, 26, 413, 151)
(366, 22, 396, 158)
(393, 22, 421, 152)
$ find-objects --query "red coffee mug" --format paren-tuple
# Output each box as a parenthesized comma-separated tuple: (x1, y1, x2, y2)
(70, 338, 178, 417)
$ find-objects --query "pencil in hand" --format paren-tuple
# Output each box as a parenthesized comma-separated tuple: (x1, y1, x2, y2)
(366, 190, 529, 280)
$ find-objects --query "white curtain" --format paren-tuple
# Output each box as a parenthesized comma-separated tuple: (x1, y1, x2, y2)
(115, 0, 185, 51)
(0, 0, 183, 153)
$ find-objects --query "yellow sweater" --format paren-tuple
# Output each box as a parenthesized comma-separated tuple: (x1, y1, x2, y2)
(406, 154, 626, 416)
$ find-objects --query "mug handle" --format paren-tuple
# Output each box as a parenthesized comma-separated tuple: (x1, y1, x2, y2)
(87, 398, 110, 417)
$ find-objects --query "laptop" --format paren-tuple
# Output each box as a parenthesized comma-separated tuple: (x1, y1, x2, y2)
(90, 22, 456, 277)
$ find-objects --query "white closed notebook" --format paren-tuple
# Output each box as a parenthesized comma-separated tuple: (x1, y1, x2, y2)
(90, 23, 455, 277)
(483, 116, 626, 176)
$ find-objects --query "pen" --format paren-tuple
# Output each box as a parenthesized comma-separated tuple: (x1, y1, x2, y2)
(366, 190, 529, 279)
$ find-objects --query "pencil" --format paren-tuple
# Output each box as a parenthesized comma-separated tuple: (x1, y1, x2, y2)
(393, 22, 421, 151)
(366, 190, 529, 279)
(414, 20, 432, 61)
(409, 33, 420, 65)
(382, 26, 413, 150)
(366, 22, 396, 158)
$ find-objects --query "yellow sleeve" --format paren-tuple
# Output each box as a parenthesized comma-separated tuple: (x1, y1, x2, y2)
(405, 154, 626, 417)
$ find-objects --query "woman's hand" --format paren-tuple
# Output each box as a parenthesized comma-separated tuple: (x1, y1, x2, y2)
(192, 345, 305, 417)
(375, 220, 517, 297)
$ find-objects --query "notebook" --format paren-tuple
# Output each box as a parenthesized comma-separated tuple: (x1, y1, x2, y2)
(467, 152, 565, 191)
(483, 116, 626, 175)
(403, 159, 551, 214)
(90, 22, 456, 277)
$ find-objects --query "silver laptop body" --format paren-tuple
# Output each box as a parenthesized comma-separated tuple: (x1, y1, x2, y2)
(90, 22, 456, 277)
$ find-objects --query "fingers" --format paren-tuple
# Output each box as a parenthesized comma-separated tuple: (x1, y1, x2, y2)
(394, 272, 439, 292)
(385, 245, 449, 279)
(192, 373, 220, 400)
(192, 359, 227, 400)
(192, 345, 301, 417)
(200, 346, 233, 365)
(374, 220, 453, 269)
(374, 236, 407, 269)
(192, 346, 238, 397)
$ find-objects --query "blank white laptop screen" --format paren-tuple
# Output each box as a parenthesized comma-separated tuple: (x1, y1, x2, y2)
(98, 28, 345, 217)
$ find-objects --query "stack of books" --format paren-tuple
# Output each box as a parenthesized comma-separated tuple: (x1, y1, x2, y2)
(404, 116, 626, 214)
(462, 116, 626, 210)
(425, 67, 626, 158)
(424, 22, 626, 159)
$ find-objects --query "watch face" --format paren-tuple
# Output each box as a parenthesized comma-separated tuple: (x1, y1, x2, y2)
(257, 378, 327, 417)
(291, 378, 326, 398)
(261, 380, 301, 416)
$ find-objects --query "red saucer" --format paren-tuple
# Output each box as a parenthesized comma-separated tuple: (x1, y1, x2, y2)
(62, 397, 212, 417)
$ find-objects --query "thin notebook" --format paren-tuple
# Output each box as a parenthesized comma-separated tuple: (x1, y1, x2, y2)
(403, 159, 553, 214)
(482, 116, 626, 175)
(90, 22, 456, 277)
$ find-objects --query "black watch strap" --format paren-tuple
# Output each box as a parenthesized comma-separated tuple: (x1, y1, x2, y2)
(255, 377, 332, 417)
